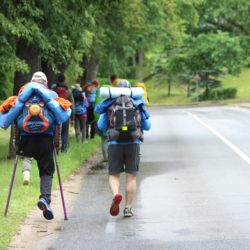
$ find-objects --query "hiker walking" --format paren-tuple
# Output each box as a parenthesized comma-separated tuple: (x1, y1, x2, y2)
(110, 74, 122, 87)
(51, 74, 74, 152)
(83, 80, 99, 139)
(96, 79, 151, 217)
(72, 83, 88, 143)
(0, 71, 72, 220)
(134, 82, 150, 106)
(95, 81, 111, 163)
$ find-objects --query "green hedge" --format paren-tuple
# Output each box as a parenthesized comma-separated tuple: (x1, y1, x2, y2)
(209, 87, 237, 100)
(199, 87, 237, 101)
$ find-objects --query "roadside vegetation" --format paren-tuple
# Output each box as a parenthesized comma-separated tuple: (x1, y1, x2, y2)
(146, 67, 250, 106)
(0, 135, 101, 250)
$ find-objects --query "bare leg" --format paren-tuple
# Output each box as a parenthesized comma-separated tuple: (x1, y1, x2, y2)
(109, 173, 123, 216)
(109, 173, 120, 196)
(125, 173, 136, 208)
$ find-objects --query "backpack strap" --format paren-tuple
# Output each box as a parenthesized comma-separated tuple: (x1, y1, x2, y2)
(108, 87, 112, 99)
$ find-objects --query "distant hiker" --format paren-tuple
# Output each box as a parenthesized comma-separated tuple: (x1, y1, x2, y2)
(0, 71, 72, 220)
(51, 74, 74, 152)
(95, 81, 111, 163)
(72, 83, 88, 143)
(14, 111, 33, 185)
(82, 80, 99, 139)
(96, 79, 151, 217)
(110, 74, 122, 87)
(134, 82, 150, 106)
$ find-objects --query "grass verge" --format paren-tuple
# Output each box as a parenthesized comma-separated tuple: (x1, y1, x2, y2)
(0, 135, 101, 250)
(0, 129, 10, 160)
(146, 68, 250, 106)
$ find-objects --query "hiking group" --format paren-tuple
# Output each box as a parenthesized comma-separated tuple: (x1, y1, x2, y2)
(0, 72, 151, 220)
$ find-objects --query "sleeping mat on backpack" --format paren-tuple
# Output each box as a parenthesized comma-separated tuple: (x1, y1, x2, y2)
(100, 87, 144, 99)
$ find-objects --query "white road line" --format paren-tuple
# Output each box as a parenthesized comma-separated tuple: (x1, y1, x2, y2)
(185, 111, 250, 165)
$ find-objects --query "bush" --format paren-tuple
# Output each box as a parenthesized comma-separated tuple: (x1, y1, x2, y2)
(97, 77, 109, 85)
(209, 87, 237, 100)
(198, 87, 237, 101)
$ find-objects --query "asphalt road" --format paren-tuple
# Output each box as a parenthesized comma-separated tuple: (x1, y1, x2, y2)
(50, 106, 250, 250)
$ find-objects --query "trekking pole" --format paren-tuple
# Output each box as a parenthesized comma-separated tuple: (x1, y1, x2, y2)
(58, 125, 62, 154)
(4, 155, 19, 217)
(53, 149, 68, 220)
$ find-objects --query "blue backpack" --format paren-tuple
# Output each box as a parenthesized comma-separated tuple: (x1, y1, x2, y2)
(17, 94, 55, 134)
(75, 100, 87, 115)
(73, 89, 87, 115)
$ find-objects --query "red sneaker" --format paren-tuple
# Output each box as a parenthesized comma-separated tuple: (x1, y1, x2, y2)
(110, 193, 122, 216)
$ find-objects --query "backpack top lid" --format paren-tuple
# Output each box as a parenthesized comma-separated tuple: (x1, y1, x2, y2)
(73, 83, 82, 91)
(116, 79, 131, 88)
(31, 71, 48, 86)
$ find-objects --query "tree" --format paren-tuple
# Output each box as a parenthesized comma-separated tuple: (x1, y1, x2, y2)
(167, 33, 243, 98)
(195, 0, 250, 64)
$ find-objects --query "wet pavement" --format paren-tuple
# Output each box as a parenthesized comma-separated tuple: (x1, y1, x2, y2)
(47, 106, 250, 250)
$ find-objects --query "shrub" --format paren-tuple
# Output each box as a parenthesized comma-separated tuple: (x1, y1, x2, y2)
(209, 87, 237, 100)
(198, 87, 237, 101)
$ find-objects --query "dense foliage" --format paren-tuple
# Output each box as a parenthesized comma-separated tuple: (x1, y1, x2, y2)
(155, 0, 250, 99)
(0, 0, 202, 98)
(0, 0, 250, 99)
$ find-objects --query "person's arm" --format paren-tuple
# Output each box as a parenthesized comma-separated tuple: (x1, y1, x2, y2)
(140, 105, 151, 131)
(67, 90, 75, 123)
(97, 113, 109, 132)
(85, 96, 89, 108)
(141, 118, 151, 131)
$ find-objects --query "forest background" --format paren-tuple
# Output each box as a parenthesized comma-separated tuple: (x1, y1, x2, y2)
(1, 0, 250, 103)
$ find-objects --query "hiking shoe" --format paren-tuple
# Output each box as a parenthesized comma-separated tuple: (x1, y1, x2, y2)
(123, 207, 134, 217)
(110, 193, 122, 216)
(23, 171, 30, 186)
(37, 197, 54, 220)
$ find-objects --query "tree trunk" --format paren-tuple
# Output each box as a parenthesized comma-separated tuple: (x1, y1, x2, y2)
(41, 60, 57, 87)
(139, 48, 144, 82)
(13, 40, 41, 95)
(167, 77, 171, 96)
(9, 40, 41, 158)
(80, 56, 88, 84)
(85, 55, 99, 83)
(133, 53, 137, 79)
(187, 80, 191, 97)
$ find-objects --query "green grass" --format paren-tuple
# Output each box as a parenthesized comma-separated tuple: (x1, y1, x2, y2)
(0, 129, 10, 160)
(221, 68, 250, 101)
(147, 79, 197, 105)
(146, 68, 250, 105)
(0, 135, 101, 250)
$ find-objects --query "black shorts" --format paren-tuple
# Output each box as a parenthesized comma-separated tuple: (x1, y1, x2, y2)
(108, 144, 140, 174)
(17, 135, 55, 177)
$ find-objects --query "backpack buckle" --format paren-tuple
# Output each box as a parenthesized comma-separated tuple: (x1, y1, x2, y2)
(122, 126, 128, 131)
(29, 104, 41, 116)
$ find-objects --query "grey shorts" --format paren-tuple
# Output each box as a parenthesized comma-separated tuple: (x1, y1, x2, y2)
(108, 144, 140, 174)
